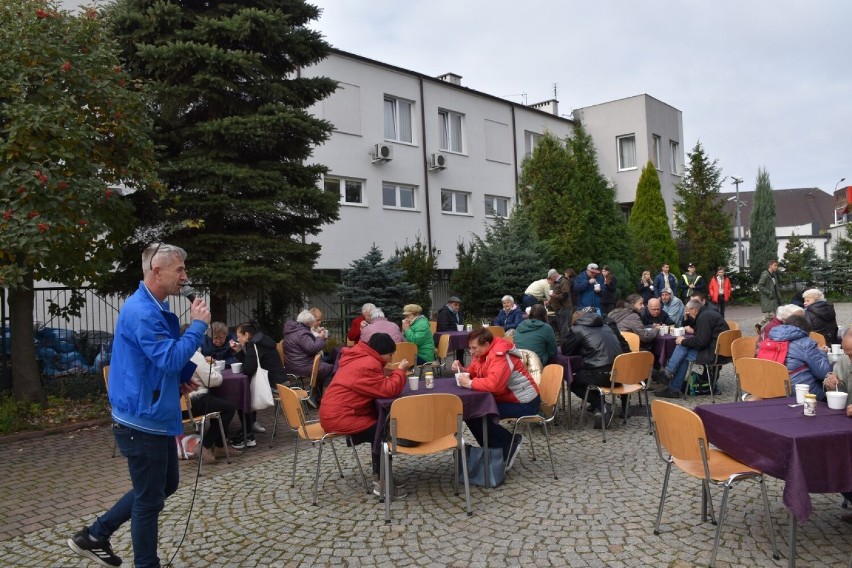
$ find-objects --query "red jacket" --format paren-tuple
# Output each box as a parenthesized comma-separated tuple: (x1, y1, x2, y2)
(708, 276, 732, 302)
(347, 315, 365, 342)
(467, 337, 539, 404)
(319, 341, 405, 434)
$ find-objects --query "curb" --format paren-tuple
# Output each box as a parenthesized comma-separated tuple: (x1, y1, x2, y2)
(0, 417, 112, 445)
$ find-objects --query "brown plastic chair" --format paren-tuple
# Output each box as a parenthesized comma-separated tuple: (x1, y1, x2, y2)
(620, 331, 640, 352)
(276, 384, 369, 505)
(180, 392, 231, 471)
(271, 352, 321, 446)
(501, 364, 563, 479)
(429, 333, 452, 375)
(429, 320, 438, 334)
(486, 325, 505, 338)
(383, 393, 471, 524)
(390, 342, 418, 365)
(685, 329, 741, 403)
(808, 331, 827, 349)
(731, 336, 758, 400)
(580, 351, 654, 442)
(725, 319, 740, 331)
(735, 358, 791, 400)
(650, 400, 779, 567)
(276, 339, 286, 367)
(103, 366, 116, 458)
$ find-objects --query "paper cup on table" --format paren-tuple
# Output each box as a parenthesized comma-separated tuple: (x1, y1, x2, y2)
(831, 344, 842, 354)
(214, 360, 226, 371)
(659, 325, 669, 336)
(230, 362, 242, 374)
(455, 372, 469, 387)
(794, 384, 809, 404)
(826, 391, 848, 410)
(408, 376, 419, 391)
(456, 324, 464, 331)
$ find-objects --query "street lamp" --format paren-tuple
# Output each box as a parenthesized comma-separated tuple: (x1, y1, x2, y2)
(731, 176, 744, 269)
(835, 177, 846, 193)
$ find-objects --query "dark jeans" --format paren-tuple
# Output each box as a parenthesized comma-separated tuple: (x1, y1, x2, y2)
(91, 424, 179, 568)
(712, 298, 726, 318)
(190, 393, 236, 449)
(570, 367, 612, 410)
(466, 396, 541, 459)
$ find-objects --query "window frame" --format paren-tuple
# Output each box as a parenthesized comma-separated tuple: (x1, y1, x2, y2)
(670, 140, 681, 175)
(652, 134, 662, 170)
(484, 194, 510, 218)
(524, 130, 542, 158)
(382, 182, 418, 211)
(384, 95, 414, 144)
(440, 189, 471, 216)
(438, 109, 464, 154)
(324, 175, 366, 207)
(617, 134, 637, 171)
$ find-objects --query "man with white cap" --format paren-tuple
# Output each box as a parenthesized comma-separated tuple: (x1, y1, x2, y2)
(574, 263, 604, 312)
(660, 288, 684, 326)
(522, 269, 559, 309)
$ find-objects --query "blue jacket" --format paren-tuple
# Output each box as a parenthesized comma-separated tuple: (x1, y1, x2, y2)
(767, 324, 831, 401)
(109, 282, 208, 436)
(574, 273, 603, 310)
(493, 306, 524, 330)
(654, 272, 678, 297)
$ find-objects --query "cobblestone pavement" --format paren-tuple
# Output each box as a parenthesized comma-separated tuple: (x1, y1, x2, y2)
(1, 304, 850, 567)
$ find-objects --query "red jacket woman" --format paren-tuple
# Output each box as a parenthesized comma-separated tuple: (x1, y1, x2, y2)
(707, 267, 732, 318)
(466, 337, 539, 404)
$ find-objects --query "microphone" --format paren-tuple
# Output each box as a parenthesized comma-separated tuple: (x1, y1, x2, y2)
(181, 286, 197, 303)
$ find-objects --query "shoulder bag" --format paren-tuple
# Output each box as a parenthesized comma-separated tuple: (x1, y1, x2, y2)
(250, 343, 274, 411)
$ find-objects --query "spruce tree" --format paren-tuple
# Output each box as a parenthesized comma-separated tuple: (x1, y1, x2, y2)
(105, 0, 340, 319)
(780, 234, 822, 288)
(337, 245, 415, 323)
(628, 161, 679, 274)
(827, 223, 852, 296)
(672, 141, 733, 275)
(749, 168, 777, 280)
(394, 234, 438, 315)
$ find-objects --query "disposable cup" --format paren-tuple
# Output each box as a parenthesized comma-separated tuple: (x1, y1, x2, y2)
(456, 324, 464, 331)
(230, 362, 243, 374)
(455, 372, 469, 387)
(659, 326, 669, 336)
(408, 376, 419, 391)
(826, 390, 848, 410)
(831, 344, 842, 354)
(214, 360, 226, 371)
(794, 384, 809, 404)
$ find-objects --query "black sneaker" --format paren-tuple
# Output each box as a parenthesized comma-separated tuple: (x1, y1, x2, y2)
(67, 527, 122, 567)
(655, 387, 682, 399)
(505, 435, 524, 471)
(230, 434, 256, 449)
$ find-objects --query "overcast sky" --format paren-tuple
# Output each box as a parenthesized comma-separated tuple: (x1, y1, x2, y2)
(63, 0, 851, 196)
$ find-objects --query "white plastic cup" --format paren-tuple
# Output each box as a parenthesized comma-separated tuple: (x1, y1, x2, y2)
(408, 376, 419, 391)
(230, 362, 243, 374)
(826, 391, 848, 410)
(456, 324, 464, 331)
(659, 325, 669, 336)
(831, 344, 842, 354)
(794, 384, 809, 404)
(214, 360, 226, 371)
(455, 372, 469, 387)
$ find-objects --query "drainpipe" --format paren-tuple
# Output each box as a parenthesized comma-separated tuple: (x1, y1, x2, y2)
(511, 105, 519, 202)
(418, 77, 433, 251)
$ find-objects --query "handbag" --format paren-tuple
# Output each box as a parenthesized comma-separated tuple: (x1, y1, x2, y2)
(457, 444, 505, 488)
(250, 344, 274, 411)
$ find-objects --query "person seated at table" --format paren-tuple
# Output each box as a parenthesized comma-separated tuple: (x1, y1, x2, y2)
(653, 300, 728, 398)
(347, 303, 376, 344)
(230, 321, 288, 448)
(802, 288, 839, 345)
(201, 321, 238, 366)
(641, 298, 674, 328)
(763, 314, 831, 401)
(522, 269, 559, 308)
(360, 307, 404, 344)
(756, 304, 804, 351)
(682, 291, 718, 330)
(283, 310, 334, 406)
(513, 304, 557, 365)
(607, 295, 657, 351)
(319, 333, 410, 497)
(401, 304, 435, 365)
(492, 295, 524, 332)
(436, 296, 464, 332)
(453, 328, 540, 470)
(659, 288, 684, 327)
(183, 328, 238, 463)
(824, 326, 851, 395)
(561, 308, 623, 428)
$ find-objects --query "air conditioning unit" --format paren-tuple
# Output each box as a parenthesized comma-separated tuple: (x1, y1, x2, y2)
(429, 152, 447, 170)
(372, 143, 393, 163)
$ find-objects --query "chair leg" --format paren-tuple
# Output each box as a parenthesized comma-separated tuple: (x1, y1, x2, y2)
(459, 438, 472, 517)
(384, 443, 393, 523)
(703, 479, 717, 524)
(653, 461, 673, 535)
(215, 417, 230, 463)
(621, 393, 630, 425)
(709, 484, 731, 567)
(525, 422, 537, 461)
(269, 399, 280, 448)
(291, 438, 300, 488)
(600, 389, 608, 443)
(328, 438, 344, 478)
(643, 390, 653, 435)
(579, 387, 591, 428)
(542, 421, 557, 480)
(759, 476, 781, 561)
(312, 439, 325, 506)
(347, 436, 370, 494)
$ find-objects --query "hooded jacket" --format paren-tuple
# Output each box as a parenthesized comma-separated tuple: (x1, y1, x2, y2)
(403, 314, 435, 362)
(767, 324, 831, 400)
(467, 337, 539, 404)
(804, 300, 839, 345)
(561, 312, 622, 370)
(282, 320, 327, 375)
(607, 307, 657, 345)
(512, 318, 557, 365)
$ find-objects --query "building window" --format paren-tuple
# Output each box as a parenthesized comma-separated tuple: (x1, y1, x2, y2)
(670, 140, 681, 174)
(439, 110, 464, 153)
(524, 131, 542, 158)
(382, 182, 417, 210)
(441, 189, 470, 214)
(617, 134, 636, 170)
(324, 176, 365, 206)
(384, 96, 413, 143)
(484, 195, 510, 218)
(652, 135, 661, 169)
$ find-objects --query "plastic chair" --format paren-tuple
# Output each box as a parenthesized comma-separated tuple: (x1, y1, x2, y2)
(620, 331, 640, 352)
(430, 333, 451, 376)
(271, 352, 321, 446)
(809, 331, 827, 349)
(501, 364, 563, 478)
(103, 366, 116, 458)
(725, 319, 740, 331)
(275, 384, 369, 505)
(383, 393, 471, 524)
(486, 326, 505, 338)
(685, 329, 741, 403)
(580, 351, 654, 442)
(650, 400, 779, 567)
(731, 336, 758, 400)
(390, 342, 418, 366)
(180, 393, 231, 471)
(429, 321, 438, 334)
(735, 358, 791, 400)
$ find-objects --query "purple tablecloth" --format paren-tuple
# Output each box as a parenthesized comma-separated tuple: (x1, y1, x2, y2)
(652, 334, 677, 368)
(553, 353, 582, 388)
(695, 397, 852, 522)
(434, 330, 470, 351)
(211, 369, 251, 414)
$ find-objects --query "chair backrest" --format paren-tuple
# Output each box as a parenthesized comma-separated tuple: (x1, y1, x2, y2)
(620, 331, 640, 352)
(309, 353, 322, 387)
(276, 340, 286, 366)
(538, 364, 564, 419)
(435, 333, 451, 359)
(651, 400, 708, 463)
(486, 325, 505, 338)
(391, 342, 418, 365)
(610, 350, 654, 386)
(429, 321, 438, 334)
(715, 329, 742, 359)
(731, 336, 758, 362)
(102, 365, 110, 391)
(390, 394, 462, 443)
(276, 383, 309, 431)
(736, 357, 791, 399)
(725, 319, 740, 331)
(808, 331, 827, 349)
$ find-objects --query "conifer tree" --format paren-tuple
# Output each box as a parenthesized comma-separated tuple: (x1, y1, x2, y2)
(673, 141, 733, 275)
(749, 168, 777, 280)
(105, 0, 340, 320)
(337, 245, 415, 323)
(394, 234, 438, 315)
(827, 223, 852, 296)
(628, 161, 679, 273)
(780, 234, 822, 288)
(450, 242, 484, 320)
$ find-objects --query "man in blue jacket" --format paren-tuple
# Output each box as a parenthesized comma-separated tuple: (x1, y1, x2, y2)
(68, 243, 210, 568)
(574, 263, 603, 312)
(653, 263, 678, 299)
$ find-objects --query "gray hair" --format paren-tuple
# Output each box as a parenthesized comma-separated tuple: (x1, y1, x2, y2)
(840, 325, 852, 340)
(361, 302, 376, 316)
(368, 307, 385, 320)
(802, 289, 825, 302)
(296, 310, 315, 325)
(142, 242, 186, 277)
(685, 299, 703, 311)
(501, 295, 514, 304)
(776, 304, 804, 321)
